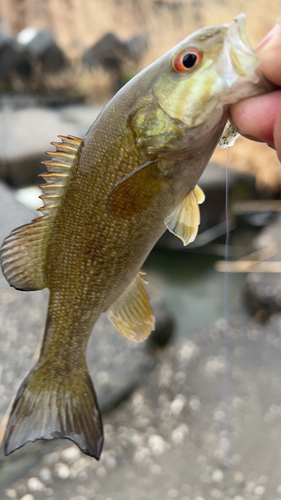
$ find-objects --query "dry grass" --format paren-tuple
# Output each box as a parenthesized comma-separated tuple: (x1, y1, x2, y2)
(1, 0, 280, 190)
(3, 0, 279, 62)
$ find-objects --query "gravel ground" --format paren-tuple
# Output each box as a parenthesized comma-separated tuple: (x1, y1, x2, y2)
(3, 312, 281, 500)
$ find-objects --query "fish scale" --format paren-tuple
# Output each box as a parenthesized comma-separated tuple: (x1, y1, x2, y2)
(0, 15, 268, 458)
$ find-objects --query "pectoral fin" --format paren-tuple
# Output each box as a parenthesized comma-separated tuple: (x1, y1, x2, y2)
(107, 271, 155, 341)
(107, 159, 166, 216)
(164, 185, 205, 246)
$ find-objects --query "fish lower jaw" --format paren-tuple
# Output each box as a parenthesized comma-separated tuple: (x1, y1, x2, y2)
(220, 77, 266, 104)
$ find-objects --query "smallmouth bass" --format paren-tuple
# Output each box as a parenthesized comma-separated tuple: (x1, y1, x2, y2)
(1, 15, 266, 458)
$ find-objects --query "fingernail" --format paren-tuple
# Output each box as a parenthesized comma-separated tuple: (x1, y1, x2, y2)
(256, 16, 281, 51)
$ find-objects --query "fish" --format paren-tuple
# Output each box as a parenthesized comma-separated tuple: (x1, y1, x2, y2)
(0, 14, 266, 459)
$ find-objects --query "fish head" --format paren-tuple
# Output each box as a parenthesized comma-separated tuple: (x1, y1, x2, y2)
(132, 15, 264, 153)
(155, 14, 262, 127)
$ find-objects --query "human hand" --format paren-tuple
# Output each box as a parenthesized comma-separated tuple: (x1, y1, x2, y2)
(230, 18, 281, 162)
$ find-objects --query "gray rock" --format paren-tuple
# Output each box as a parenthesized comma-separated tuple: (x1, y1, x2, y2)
(25, 29, 67, 74)
(246, 272, 281, 316)
(82, 32, 148, 91)
(245, 214, 281, 316)
(83, 31, 148, 72)
(0, 180, 174, 476)
(124, 33, 149, 61)
(23, 29, 54, 57)
(0, 38, 23, 83)
(0, 34, 37, 87)
(83, 33, 129, 72)
(17, 28, 68, 75)
(0, 105, 103, 187)
(0, 28, 69, 91)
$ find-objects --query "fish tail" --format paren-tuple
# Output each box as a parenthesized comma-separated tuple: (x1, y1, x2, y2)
(3, 361, 103, 459)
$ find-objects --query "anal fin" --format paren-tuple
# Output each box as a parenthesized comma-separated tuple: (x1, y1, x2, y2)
(107, 271, 155, 341)
(164, 185, 205, 246)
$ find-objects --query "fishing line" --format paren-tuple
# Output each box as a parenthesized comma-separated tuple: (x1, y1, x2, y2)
(221, 147, 231, 467)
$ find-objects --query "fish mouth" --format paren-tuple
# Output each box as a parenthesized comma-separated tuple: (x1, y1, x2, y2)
(228, 14, 254, 54)
(229, 15, 277, 93)
(225, 14, 260, 79)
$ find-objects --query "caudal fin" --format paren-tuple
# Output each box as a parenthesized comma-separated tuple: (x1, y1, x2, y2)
(4, 363, 103, 459)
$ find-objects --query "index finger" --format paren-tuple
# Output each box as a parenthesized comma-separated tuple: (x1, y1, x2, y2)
(256, 19, 281, 87)
(230, 19, 281, 146)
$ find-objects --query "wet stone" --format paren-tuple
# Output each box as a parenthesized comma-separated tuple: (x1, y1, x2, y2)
(0, 104, 103, 187)
(245, 214, 281, 316)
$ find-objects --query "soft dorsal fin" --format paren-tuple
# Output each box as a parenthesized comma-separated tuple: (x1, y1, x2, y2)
(164, 185, 205, 246)
(1, 135, 83, 291)
(106, 271, 155, 342)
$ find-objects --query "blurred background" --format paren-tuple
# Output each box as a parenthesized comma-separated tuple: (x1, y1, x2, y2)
(1, 1, 281, 500)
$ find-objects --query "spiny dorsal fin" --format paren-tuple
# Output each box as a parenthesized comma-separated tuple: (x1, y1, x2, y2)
(39, 135, 83, 216)
(1, 135, 83, 291)
(107, 271, 155, 342)
(164, 185, 205, 246)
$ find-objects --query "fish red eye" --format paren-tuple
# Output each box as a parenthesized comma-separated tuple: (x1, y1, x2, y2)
(173, 48, 202, 73)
